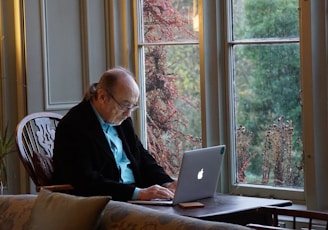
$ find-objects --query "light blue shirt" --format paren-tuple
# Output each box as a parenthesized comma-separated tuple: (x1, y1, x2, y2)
(91, 104, 140, 199)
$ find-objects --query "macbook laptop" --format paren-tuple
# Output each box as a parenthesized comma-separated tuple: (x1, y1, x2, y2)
(129, 145, 226, 206)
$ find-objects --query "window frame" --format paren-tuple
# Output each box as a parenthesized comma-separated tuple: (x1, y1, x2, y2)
(134, 0, 307, 203)
(223, 0, 304, 202)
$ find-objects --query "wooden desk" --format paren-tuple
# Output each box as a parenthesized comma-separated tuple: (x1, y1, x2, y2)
(137, 193, 292, 226)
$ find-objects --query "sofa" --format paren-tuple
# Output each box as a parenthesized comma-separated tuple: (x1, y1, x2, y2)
(0, 190, 251, 230)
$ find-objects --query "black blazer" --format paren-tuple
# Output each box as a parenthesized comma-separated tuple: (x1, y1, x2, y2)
(53, 100, 173, 201)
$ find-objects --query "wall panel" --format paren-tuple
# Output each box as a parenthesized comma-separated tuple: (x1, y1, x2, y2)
(24, 0, 106, 113)
(41, 0, 83, 109)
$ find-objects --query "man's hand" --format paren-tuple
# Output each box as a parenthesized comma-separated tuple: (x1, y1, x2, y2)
(137, 185, 174, 200)
(163, 180, 177, 193)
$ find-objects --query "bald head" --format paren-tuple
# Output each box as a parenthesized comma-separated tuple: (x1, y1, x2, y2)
(89, 67, 140, 125)
(97, 67, 138, 94)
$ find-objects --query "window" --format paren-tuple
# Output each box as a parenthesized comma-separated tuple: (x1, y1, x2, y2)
(136, 0, 304, 201)
(228, 0, 303, 198)
(137, 0, 201, 177)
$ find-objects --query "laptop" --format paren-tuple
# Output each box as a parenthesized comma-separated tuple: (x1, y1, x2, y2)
(128, 145, 226, 206)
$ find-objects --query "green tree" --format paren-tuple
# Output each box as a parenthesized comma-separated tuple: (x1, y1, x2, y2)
(233, 0, 302, 186)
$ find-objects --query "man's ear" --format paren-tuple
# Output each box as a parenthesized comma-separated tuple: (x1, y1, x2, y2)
(98, 89, 107, 102)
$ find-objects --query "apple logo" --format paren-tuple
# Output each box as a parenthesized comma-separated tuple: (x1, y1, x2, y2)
(197, 168, 204, 180)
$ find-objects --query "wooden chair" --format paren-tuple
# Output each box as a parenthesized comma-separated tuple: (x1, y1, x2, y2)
(247, 206, 328, 230)
(16, 112, 73, 192)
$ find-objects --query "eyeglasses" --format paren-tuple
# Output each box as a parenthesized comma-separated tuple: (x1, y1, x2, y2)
(106, 90, 139, 112)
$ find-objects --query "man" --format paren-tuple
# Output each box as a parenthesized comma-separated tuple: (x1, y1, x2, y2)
(53, 67, 176, 201)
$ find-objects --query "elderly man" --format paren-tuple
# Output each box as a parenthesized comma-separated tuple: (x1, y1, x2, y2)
(53, 67, 176, 201)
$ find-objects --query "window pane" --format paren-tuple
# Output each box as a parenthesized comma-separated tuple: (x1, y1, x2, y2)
(141, 0, 201, 178)
(143, 0, 199, 42)
(232, 0, 299, 40)
(233, 44, 303, 188)
(145, 44, 202, 177)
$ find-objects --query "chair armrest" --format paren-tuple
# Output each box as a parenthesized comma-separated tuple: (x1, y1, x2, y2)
(37, 184, 74, 192)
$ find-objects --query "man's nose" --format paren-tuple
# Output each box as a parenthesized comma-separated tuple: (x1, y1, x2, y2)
(123, 109, 132, 117)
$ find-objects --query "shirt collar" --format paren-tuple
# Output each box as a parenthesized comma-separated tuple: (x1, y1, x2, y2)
(90, 102, 113, 133)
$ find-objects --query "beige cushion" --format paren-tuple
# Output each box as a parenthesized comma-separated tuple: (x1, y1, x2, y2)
(29, 190, 110, 230)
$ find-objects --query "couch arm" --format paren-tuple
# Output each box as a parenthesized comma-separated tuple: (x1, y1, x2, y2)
(0, 194, 37, 230)
(98, 200, 251, 230)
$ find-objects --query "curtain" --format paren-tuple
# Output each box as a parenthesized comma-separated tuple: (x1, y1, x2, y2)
(106, 0, 135, 70)
(304, 0, 328, 210)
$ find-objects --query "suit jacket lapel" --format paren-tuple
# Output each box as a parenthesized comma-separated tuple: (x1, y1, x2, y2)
(83, 101, 116, 163)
